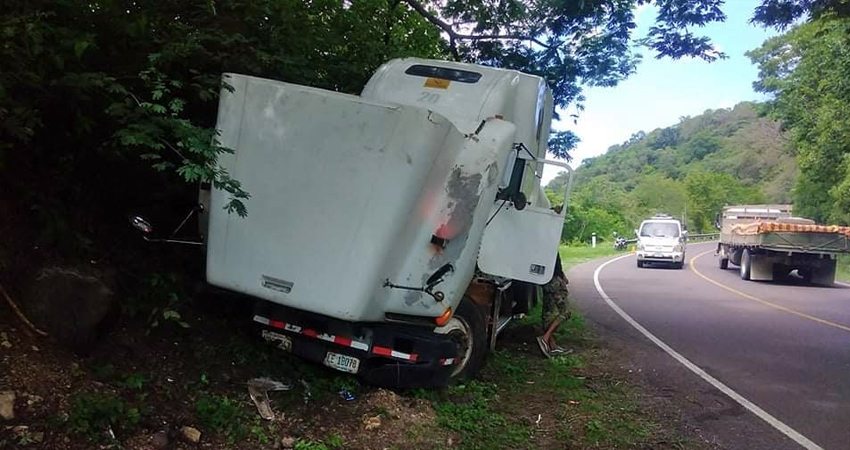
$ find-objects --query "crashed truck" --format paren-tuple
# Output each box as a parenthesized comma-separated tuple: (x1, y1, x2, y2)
(193, 59, 572, 387)
(716, 205, 850, 286)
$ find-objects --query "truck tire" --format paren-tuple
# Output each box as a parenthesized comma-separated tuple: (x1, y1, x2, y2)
(637, 260, 644, 268)
(435, 296, 487, 381)
(730, 249, 742, 267)
(740, 249, 752, 280)
(719, 256, 728, 269)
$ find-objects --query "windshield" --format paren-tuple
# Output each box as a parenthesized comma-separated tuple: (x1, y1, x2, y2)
(640, 222, 680, 238)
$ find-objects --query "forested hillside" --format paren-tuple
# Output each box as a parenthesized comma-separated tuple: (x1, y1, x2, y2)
(546, 102, 798, 238)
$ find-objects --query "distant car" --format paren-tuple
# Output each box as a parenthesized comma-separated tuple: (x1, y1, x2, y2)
(636, 215, 687, 269)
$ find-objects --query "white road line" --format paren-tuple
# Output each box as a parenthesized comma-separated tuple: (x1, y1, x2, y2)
(593, 254, 825, 450)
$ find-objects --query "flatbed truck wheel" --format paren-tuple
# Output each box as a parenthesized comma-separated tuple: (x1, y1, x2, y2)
(637, 260, 644, 268)
(740, 249, 752, 280)
(719, 256, 728, 269)
(435, 296, 486, 381)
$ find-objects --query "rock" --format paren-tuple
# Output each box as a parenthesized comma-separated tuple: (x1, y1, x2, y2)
(23, 267, 115, 355)
(0, 391, 15, 420)
(363, 415, 382, 431)
(25, 394, 43, 407)
(1, 341, 10, 349)
(31, 432, 44, 444)
(280, 436, 296, 449)
(180, 426, 201, 443)
(152, 430, 169, 449)
(31, 345, 39, 352)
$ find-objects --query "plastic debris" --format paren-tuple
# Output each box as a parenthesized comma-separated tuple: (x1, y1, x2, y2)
(339, 390, 355, 401)
(248, 377, 292, 420)
(300, 379, 312, 404)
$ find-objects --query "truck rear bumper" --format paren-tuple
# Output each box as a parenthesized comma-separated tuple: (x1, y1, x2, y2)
(253, 301, 457, 388)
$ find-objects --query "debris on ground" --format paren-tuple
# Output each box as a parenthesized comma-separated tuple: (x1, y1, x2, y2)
(299, 379, 312, 404)
(280, 436, 297, 449)
(247, 377, 292, 420)
(339, 389, 355, 401)
(0, 391, 15, 420)
(151, 430, 169, 449)
(180, 426, 201, 443)
(363, 415, 381, 430)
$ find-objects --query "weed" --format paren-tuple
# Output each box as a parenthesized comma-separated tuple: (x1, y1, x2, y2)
(433, 381, 529, 450)
(585, 419, 605, 443)
(250, 423, 271, 444)
(195, 394, 248, 441)
(294, 441, 330, 450)
(92, 363, 116, 381)
(325, 431, 345, 448)
(374, 406, 390, 418)
(486, 350, 529, 386)
(67, 392, 140, 441)
(555, 428, 573, 441)
(122, 373, 146, 391)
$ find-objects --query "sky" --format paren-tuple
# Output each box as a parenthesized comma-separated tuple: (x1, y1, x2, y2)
(542, 0, 778, 184)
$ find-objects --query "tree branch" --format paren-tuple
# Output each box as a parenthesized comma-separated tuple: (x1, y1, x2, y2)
(400, 0, 553, 50)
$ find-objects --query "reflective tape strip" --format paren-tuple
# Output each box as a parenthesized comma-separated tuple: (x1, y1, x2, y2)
(253, 315, 270, 326)
(253, 315, 369, 353)
(372, 345, 418, 362)
(439, 358, 456, 366)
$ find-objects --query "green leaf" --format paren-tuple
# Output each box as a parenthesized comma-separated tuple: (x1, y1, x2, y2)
(74, 41, 90, 58)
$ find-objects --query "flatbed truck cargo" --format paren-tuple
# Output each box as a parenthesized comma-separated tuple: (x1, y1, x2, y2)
(133, 58, 574, 387)
(715, 205, 850, 286)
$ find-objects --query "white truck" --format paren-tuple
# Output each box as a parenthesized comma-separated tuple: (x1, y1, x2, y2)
(150, 59, 572, 387)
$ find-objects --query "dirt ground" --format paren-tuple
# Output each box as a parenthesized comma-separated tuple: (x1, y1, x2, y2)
(1, 289, 723, 450)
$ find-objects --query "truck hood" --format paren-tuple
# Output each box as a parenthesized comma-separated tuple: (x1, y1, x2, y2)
(205, 74, 516, 323)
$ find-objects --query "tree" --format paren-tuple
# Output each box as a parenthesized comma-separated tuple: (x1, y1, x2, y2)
(747, 17, 850, 224)
(634, 174, 687, 217)
(684, 171, 764, 232)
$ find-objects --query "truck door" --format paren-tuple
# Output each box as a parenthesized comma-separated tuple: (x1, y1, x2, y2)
(477, 156, 573, 284)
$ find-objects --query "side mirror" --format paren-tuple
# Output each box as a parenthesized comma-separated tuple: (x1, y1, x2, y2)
(634, 229, 639, 237)
(714, 212, 721, 230)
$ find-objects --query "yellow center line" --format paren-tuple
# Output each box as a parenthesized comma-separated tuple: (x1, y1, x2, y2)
(690, 249, 850, 334)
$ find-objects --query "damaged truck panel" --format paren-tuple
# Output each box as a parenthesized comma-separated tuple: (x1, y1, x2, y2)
(196, 58, 569, 386)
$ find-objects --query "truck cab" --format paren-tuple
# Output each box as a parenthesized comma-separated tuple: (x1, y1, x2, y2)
(192, 58, 572, 387)
(636, 214, 686, 269)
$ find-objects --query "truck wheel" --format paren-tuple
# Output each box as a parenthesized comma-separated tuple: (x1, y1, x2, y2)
(740, 249, 752, 280)
(435, 296, 486, 381)
(730, 250, 742, 266)
(637, 260, 644, 268)
(719, 257, 728, 269)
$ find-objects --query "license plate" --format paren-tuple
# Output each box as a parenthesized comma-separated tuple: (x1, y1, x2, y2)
(324, 352, 360, 374)
(261, 330, 292, 352)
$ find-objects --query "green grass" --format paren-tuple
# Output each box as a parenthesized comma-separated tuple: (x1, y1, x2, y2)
(432, 381, 530, 450)
(559, 244, 625, 271)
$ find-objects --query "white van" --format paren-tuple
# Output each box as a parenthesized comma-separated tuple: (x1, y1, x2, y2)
(636, 215, 687, 269)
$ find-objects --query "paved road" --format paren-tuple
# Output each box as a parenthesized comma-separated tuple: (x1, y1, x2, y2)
(568, 242, 850, 450)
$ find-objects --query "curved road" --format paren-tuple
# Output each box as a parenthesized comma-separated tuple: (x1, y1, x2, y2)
(568, 242, 850, 450)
